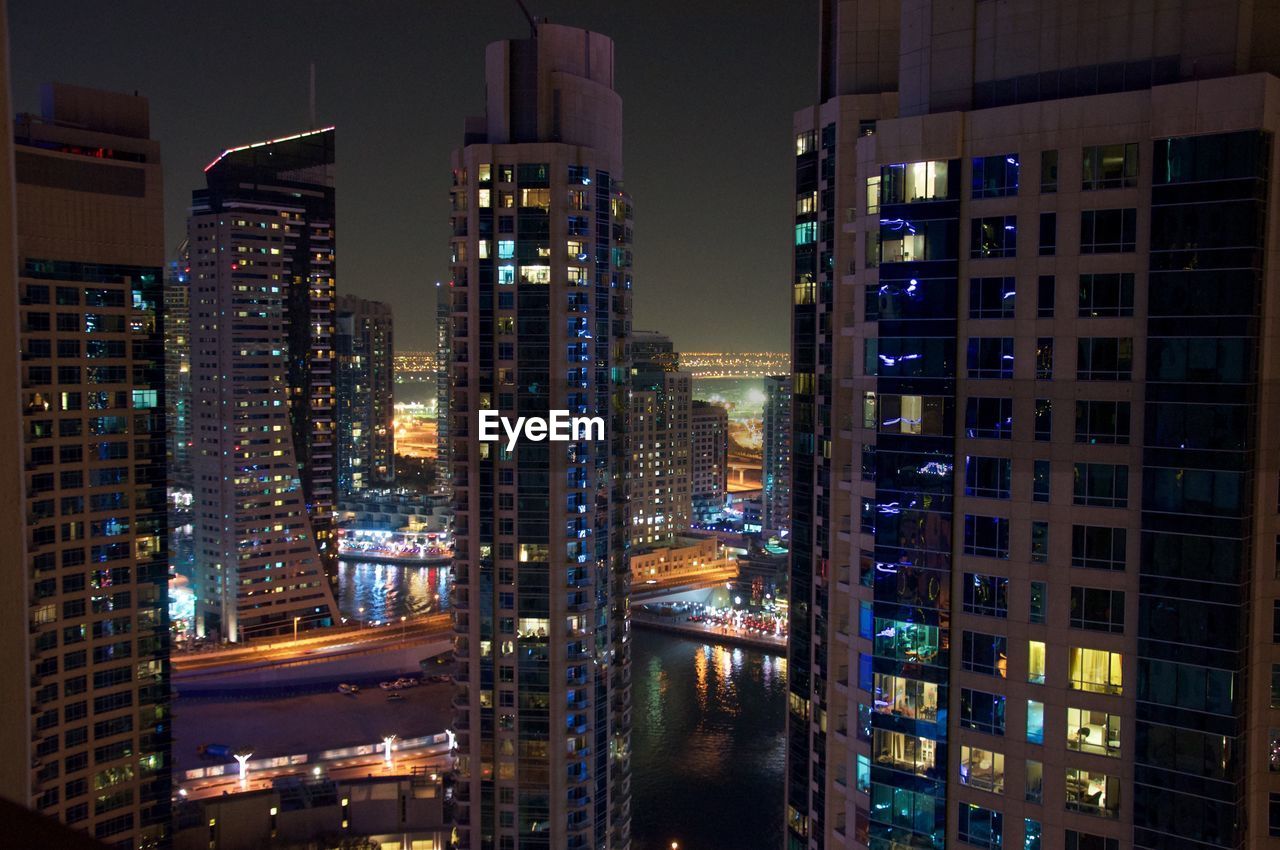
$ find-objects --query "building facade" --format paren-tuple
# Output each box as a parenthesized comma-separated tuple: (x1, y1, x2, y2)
(762, 373, 792, 538)
(15, 83, 171, 848)
(188, 128, 339, 641)
(629, 330, 692, 546)
(436, 283, 452, 495)
(336, 294, 395, 494)
(690, 399, 729, 523)
(448, 22, 633, 850)
(786, 3, 1280, 850)
(194, 126, 339, 580)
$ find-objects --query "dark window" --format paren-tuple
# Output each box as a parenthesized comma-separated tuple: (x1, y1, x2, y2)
(967, 337, 1014, 378)
(1039, 212, 1056, 255)
(1036, 338, 1053, 379)
(960, 688, 1007, 735)
(969, 276, 1016, 319)
(1070, 587, 1125, 632)
(965, 515, 1010, 559)
(1072, 526, 1126, 571)
(1077, 338, 1133, 380)
(1040, 150, 1058, 193)
(965, 456, 1012, 499)
(1033, 460, 1050, 502)
(1037, 275, 1055, 318)
(1073, 463, 1128, 508)
(1031, 521, 1049, 563)
(1034, 398, 1052, 442)
(1030, 582, 1047, 624)
(971, 216, 1017, 258)
(966, 397, 1013, 440)
(964, 573, 1009, 618)
(972, 153, 1020, 198)
(1079, 273, 1134, 317)
(958, 803, 1003, 849)
(1080, 208, 1137, 253)
(1082, 143, 1139, 190)
(1066, 831, 1120, 850)
(962, 631, 1008, 677)
(1075, 400, 1130, 445)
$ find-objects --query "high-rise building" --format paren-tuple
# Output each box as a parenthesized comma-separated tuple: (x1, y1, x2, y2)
(193, 126, 339, 578)
(14, 83, 171, 848)
(164, 240, 191, 492)
(436, 282, 452, 495)
(448, 21, 633, 850)
(690, 399, 728, 523)
(786, 3, 1280, 850)
(762, 373, 792, 538)
(629, 330, 691, 546)
(336, 294, 395, 494)
(188, 127, 339, 641)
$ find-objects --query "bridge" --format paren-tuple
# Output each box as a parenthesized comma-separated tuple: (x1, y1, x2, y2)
(631, 564, 740, 605)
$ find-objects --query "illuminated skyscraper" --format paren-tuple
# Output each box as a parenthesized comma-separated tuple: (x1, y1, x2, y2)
(690, 399, 728, 523)
(629, 330, 691, 546)
(188, 128, 339, 641)
(762, 373, 792, 537)
(436, 282, 452, 495)
(336, 294, 395, 494)
(14, 82, 171, 848)
(448, 20, 633, 850)
(787, 2, 1280, 850)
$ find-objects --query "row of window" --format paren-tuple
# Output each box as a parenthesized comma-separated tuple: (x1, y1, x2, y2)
(967, 273, 1134, 319)
(961, 574, 1122, 632)
(959, 634, 1122, 695)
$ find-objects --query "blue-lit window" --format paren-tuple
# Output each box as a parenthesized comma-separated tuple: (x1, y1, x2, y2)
(967, 337, 1014, 378)
(960, 688, 1006, 735)
(497, 264, 515, 285)
(795, 221, 817, 245)
(131, 390, 156, 409)
(859, 601, 873, 639)
(1026, 700, 1045, 745)
(966, 456, 1011, 499)
(958, 802, 1003, 849)
(858, 652, 873, 692)
(964, 515, 1010, 559)
(856, 754, 870, 794)
(964, 573, 1009, 617)
(972, 153, 1019, 198)
(969, 276, 1016, 318)
(497, 240, 515, 259)
(875, 619, 941, 666)
(970, 216, 1017, 258)
(966, 397, 1013, 440)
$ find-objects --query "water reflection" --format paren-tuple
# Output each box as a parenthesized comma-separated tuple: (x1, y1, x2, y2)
(632, 630, 786, 850)
(335, 559, 452, 623)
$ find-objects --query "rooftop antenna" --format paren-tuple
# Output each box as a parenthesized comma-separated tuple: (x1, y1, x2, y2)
(514, 0, 537, 37)
(308, 62, 317, 129)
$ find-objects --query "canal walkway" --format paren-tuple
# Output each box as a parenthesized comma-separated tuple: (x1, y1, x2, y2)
(631, 610, 787, 654)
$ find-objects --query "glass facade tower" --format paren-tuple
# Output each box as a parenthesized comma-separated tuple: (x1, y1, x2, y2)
(448, 22, 633, 850)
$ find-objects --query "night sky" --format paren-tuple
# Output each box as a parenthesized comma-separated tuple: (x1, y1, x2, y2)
(9, 1, 816, 353)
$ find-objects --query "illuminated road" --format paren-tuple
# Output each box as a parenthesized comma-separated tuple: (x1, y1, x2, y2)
(172, 614, 452, 676)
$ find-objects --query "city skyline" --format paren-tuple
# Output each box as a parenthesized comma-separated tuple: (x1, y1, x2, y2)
(8, 0, 815, 353)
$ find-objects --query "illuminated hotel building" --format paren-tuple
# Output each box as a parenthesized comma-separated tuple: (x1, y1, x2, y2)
(188, 127, 338, 641)
(786, 2, 1280, 850)
(336, 294, 395, 494)
(14, 83, 171, 848)
(448, 20, 633, 850)
(629, 330, 692, 546)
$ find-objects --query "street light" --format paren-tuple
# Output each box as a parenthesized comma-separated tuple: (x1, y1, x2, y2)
(358, 606, 365, 629)
(233, 750, 253, 789)
(382, 734, 396, 771)
(401, 615, 407, 641)
(293, 616, 301, 643)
